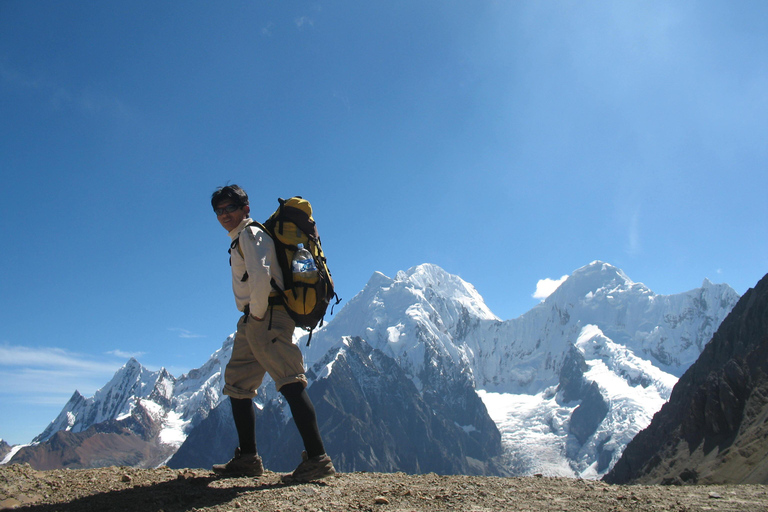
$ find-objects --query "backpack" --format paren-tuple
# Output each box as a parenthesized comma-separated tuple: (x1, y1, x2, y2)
(234, 197, 341, 345)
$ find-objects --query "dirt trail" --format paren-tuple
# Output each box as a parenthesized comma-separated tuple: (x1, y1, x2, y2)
(2, 464, 768, 511)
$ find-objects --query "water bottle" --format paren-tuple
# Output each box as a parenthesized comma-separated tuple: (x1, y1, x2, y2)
(291, 243, 318, 278)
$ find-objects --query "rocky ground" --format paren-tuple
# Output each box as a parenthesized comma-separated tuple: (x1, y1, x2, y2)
(2, 463, 768, 512)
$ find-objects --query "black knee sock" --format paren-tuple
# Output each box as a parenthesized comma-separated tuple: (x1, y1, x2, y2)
(280, 382, 325, 458)
(230, 397, 257, 455)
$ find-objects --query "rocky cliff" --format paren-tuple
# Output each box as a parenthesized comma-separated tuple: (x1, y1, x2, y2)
(604, 272, 768, 485)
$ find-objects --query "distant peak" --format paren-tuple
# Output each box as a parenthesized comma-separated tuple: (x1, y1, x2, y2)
(359, 263, 498, 321)
(578, 260, 624, 275)
(408, 262, 445, 274)
(401, 263, 448, 282)
(400, 264, 476, 294)
(572, 261, 632, 282)
(549, 261, 643, 301)
(365, 271, 394, 290)
(68, 390, 85, 402)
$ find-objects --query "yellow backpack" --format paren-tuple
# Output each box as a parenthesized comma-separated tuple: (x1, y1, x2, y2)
(236, 197, 340, 344)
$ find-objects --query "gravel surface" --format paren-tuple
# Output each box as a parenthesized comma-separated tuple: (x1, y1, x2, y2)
(2, 463, 768, 511)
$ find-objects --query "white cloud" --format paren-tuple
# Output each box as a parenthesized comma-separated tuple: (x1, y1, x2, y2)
(0, 344, 124, 403)
(533, 275, 569, 300)
(0, 344, 121, 373)
(295, 16, 314, 29)
(168, 328, 205, 339)
(106, 349, 146, 359)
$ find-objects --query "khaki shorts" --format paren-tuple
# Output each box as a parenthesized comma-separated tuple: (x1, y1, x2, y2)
(223, 308, 308, 398)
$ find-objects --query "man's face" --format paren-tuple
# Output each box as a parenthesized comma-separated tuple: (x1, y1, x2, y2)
(215, 200, 249, 232)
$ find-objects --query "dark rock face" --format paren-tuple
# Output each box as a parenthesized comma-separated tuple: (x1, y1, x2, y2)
(0, 439, 11, 461)
(570, 382, 609, 445)
(170, 337, 504, 475)
(558, 344, 609, 447)
(559, 345, 590, 404)
(604, 273, 768, 485)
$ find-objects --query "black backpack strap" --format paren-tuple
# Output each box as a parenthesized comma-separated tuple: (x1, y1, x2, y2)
(229, 237, 249, 282)
(230, 221, 271, 283)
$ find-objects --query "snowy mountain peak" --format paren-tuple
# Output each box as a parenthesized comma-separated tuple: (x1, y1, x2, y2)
(365, 271, 394, 290)
(550, 261, 645, 303)
(399, 263, 498, 321)
(303, 263, 499, 372)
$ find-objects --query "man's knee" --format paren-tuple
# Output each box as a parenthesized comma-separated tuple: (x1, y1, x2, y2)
(279, 381, 305, 399)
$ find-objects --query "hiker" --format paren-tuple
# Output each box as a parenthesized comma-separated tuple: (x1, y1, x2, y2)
(210, 184, 335, 482)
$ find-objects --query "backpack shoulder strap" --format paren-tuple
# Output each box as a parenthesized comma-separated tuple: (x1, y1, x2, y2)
(230, 220, 271, 257)
(228, 220, 272, 282)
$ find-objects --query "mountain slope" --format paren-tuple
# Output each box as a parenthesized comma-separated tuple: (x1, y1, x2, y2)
(604, 272, 768, 485)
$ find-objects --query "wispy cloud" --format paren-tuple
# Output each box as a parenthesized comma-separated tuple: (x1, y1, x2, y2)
(533, 275, 569, 300)
(168, 328, 205, 339)
(106, 349, 146, 359)
(0, 344, 121, 373)
(0, 61, 131, 118)
(295, 16, 314, 29)
(0, 344, 125, 402)
(261, 21, 274, 37)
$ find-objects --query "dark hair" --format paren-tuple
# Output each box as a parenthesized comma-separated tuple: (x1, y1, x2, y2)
(211, 184, 249, 210)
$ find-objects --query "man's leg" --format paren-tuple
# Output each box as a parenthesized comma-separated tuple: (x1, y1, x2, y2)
(230, 397, 257, 455)
(243, 309, 335, 481)
(280, 382, 325, 458)
(214, 316, 266, 477)
(279, 382, 335, 482)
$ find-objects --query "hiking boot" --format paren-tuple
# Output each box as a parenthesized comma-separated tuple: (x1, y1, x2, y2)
(212, 448, 264, 477)
(284, 451, 336, 482)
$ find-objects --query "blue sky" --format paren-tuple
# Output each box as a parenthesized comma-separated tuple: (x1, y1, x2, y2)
(1, 1, 766, 446)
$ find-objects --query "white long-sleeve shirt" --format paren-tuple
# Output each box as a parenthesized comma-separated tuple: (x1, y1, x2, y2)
(227, 218, 284, 318)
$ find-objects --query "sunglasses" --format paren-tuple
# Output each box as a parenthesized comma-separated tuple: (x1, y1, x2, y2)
(214, 204, 242, 216)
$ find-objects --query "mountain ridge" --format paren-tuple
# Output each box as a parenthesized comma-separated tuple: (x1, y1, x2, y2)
(4, 261, 741, 479)
(604, 271, 768, 485)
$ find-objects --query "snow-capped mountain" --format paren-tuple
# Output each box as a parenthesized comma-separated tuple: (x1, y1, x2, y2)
(295, 261, 738, 477)
(9, 261, 740, 478)
(301, 263, 499, 379)
(34, 339, 234, 449)
(32, 359, 175, 444)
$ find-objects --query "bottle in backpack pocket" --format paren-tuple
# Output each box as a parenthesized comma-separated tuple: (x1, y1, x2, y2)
(291, 243, 318, 280)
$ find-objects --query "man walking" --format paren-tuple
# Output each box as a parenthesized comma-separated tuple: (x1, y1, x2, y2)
(210, 184, 335, 482)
